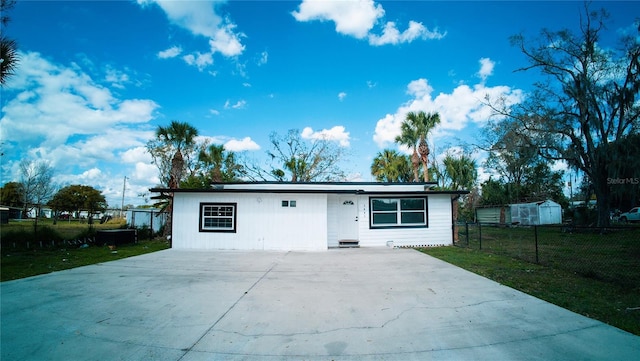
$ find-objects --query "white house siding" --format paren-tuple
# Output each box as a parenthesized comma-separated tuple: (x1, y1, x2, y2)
(357, 194, 453, 248)
(326, 195, 339, 248)
(172, 193, 328, 251)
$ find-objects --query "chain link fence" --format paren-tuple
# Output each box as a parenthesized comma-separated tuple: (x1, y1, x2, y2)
(455, 223, 640, 289)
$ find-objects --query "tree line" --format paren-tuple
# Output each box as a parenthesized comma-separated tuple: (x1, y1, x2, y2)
(1, 3, 637, 229)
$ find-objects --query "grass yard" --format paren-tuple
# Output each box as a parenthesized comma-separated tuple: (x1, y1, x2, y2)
(419, 246, 640, 336)
(1, 218, 170, 281)
(0, 239, 170, 282)
(458, 224, 640, 288)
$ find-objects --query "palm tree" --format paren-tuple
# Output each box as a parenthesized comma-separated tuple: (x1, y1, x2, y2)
(442, 153, 477, 191)
(395, 121, 421, 182)
(0, 0, 18, 86)
(371, 149, 412, 182)
(413, 111, 440, 182)
(155, 121, 199, 188)
(439, 152, 478, 242)
(198, 144, 242, 183)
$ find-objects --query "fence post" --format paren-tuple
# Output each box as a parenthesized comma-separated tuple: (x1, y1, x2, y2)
(479, 223, 482, 250)
(465, 222, 469, 246)
(534, 225, 539, 264)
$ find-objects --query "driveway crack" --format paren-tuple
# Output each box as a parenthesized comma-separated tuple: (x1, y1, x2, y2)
(176, 258, 282, 360)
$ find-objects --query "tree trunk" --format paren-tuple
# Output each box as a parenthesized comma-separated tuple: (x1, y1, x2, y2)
(411, 150, 420, 182)
(421, 160, 429, 182)
(593, 171, 611, 227)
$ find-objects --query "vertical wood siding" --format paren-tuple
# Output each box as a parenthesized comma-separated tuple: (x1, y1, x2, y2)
(357, 195, 453, 247)
(172, 193, 328, 250)
(172, 191, 454, 250)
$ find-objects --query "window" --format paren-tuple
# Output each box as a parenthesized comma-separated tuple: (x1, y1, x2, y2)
(370, 197, 427, 228)
(200, 203, 236, 232)
(282, 200, 296, 207)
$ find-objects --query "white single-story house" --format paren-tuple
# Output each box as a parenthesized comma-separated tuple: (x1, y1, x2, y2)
(152, 182, 468, 251)
(476, 200, 562, 225)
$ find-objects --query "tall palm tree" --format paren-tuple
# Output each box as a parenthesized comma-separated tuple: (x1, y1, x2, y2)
(395, 121, 421, 182)
(413, 111, 441, 182)
(155, 120, 199, 188)
(371, 149, 412, 182)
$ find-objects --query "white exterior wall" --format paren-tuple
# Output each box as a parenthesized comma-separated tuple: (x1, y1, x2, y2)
(327, 195, 339, 248)
(171, 184, 457, 251)
(357, 194, 453, 247)
(172, 192, 328, 251)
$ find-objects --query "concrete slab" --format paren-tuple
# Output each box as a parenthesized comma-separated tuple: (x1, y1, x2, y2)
(1, 248, 639, 360)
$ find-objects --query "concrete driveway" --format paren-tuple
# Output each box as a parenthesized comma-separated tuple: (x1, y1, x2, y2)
(2, 248, 639, 360)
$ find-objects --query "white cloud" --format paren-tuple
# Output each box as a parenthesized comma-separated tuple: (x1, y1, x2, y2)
(0, 52, 158, 147)
(292, 0, 383, 39)
(0, 51, 159, 207)
(477, 58, 495, 82)
(373, 60, 524, 148)
(301, 126, 350, 147)
(224, 99, 246, 109)
(369, 20, 445, 46)
(209, 22, 245, 57)
(141, 1, 245, 71)
(338, 92, 347, 101)
(104, 65, 131, 89)
(133, 162, 160, 185)
(121, 146, 152, 164)
(224, 137, 260, 151)
(79, 167, 103, 181)
(183, 52, 214, 71)
(157, 46, 182, 59)
(257, 51, 268, 66)
(292, 0, 444, 46)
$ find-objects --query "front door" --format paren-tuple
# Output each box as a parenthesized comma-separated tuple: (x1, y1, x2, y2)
(337, 197, 359, 241)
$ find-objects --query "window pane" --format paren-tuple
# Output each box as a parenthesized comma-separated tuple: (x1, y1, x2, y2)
(201, 203, 235, 231)
(290, 200, 296, 207)
(401, 198, 424, 211)
(372, 199, 397, 211)
(282, 200, 289, 207)
(373, 213, 397, 224)
(401, 211, 425, 224)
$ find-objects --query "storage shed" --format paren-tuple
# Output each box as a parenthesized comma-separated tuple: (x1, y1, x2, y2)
(510, 200, 562, 225)
(151, 182, 467, 251)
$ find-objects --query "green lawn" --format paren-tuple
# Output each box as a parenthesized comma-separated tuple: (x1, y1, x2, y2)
(419, 246, 640, 336)
(457, 224, 640, 288)
(1, 239, 170, 282)
(1, 218, 170, 281)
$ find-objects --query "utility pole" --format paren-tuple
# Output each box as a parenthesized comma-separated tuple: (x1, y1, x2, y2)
(121, 176, 127, 219)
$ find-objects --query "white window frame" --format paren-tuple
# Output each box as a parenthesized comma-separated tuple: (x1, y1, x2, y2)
(369, 197, 428, 228)
(199, 202, 237, 233)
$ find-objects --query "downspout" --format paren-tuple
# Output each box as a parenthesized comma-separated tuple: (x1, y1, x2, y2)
(451, 194, 461, 245)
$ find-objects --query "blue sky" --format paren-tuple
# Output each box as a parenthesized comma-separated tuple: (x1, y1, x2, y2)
(1, 0, 638, 208)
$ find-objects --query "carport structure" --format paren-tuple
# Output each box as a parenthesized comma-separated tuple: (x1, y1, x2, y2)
(2, 248, 639, 360)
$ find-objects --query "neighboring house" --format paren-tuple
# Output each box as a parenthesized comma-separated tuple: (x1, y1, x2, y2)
(26, 207, 53, 218)
(151, 182, 467, 251)
(476, 200, 563, 225)
(126, 208, 166, 233)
